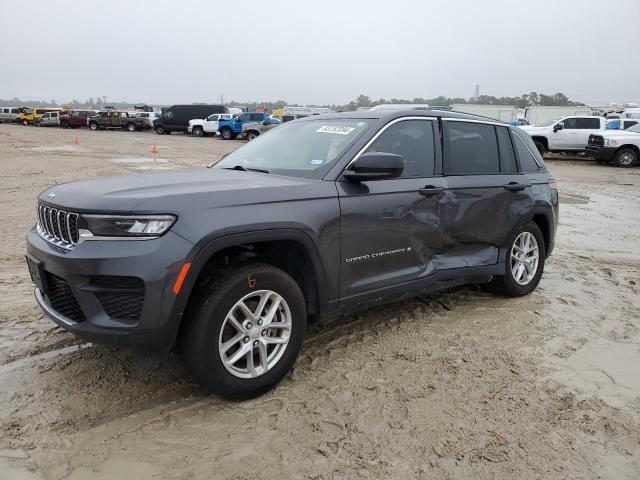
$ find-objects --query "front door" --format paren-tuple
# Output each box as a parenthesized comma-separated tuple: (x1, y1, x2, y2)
(337, 118, 444, 301)
(550, 117, 579, 149)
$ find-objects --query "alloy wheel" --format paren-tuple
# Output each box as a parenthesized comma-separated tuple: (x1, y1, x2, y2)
(510, 231, 539, 285)
(218, 290, 292, 379)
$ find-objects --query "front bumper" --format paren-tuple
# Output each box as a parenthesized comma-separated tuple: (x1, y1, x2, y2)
(586, 145, 617, 161)
(26, 227, 195, 350)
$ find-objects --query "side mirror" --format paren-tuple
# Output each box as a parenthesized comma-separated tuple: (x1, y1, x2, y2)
(553, 122, 564, 132)
(343, 152, 404, 182)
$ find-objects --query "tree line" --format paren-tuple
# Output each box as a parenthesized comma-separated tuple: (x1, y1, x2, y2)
(1, 92, 584, 111)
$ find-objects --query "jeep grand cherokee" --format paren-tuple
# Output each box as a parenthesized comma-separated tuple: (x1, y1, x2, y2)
(26, 109, 558, 399)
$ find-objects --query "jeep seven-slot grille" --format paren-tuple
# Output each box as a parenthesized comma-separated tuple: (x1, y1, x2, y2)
(37, 203, 79, 248)
(588, 134, 604, 146)
(45, 272, 86, 322)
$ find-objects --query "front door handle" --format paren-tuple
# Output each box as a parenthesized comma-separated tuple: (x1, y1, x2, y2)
(503, 182, 526, 192)
(418, 186, 444, 197)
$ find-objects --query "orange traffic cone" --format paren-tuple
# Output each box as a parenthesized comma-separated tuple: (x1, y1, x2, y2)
(73, 135, 80, 145)
(151, 143, 158, 154)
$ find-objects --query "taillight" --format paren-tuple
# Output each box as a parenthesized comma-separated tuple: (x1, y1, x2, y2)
(547, 179, 558, 190)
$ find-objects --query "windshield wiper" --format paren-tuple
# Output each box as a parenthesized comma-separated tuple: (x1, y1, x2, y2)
(223, 165, 270, 174)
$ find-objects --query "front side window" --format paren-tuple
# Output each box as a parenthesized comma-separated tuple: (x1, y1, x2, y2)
(511, 132, 540, 172)
(444, 121, 499, 174)
(207, 114, 219, 121)
(561, 117, 578, 129)
(215, 119, 372, 179)
(164, 111, 173, 120)
(364, 120, 435, 178)
(238, 114, 250, 122)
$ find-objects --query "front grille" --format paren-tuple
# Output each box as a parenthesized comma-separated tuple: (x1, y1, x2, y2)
(91, 276, 145, 321)
(588, 134, 604, 146)
(37, 203, 79, 249)
(45, 272, 86, 322)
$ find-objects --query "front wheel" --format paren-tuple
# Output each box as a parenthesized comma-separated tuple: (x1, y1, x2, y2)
(534, 141, 546, 156)
(192, 126, 204, 137)
(156, 125, 165, 134)
(184, 263, 307, 399)
(488, 221, 545, 297)
(247, 131, 258, 141)
(89, 122, 98, 131)
(613, 148, 637, 168)
(127, 122, 136, 132)
(22, 120, 29, 126)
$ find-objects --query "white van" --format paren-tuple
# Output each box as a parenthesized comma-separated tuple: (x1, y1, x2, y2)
(0, 107, 21, 123)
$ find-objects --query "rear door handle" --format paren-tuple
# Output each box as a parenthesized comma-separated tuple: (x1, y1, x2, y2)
(503, 182, 526, 192)
(418, 186, 444, 197)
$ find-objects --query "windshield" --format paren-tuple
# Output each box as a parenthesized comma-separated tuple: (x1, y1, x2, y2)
(214, 119, 372, 178)
(627, 124, 640, 133)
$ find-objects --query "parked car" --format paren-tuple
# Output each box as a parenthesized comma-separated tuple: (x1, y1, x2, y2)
(511, 118, 529, 126)
(218, 112, 271, 140)
(188, 113, 235, 137)
(586, 123, 640, 167)
(19, 108, 64, 126)
(154, 104, 227, 134)
(241, 116, 281, 140)
(605, 119, 638, 130)
(0, 106, 21, 123)
(134, 111, 160, 129)
(87, 111, 147, 131)
(36, 111, 61, 127)
(59, 110, 96, 129)
(26, 109, 558, 399)
(519, 116, 606, 155)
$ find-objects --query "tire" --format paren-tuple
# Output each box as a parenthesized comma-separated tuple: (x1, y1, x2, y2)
(156, 125, 165, 134)
(60, 121, 70, 129)
(192, 126, 204, 137)
(89, 122, 98, 131)
(22, 120, 29, 126)
(127, 122, 136, 132)
(220, 128, 234, 140)
(534, 141, 546, 156)
(247, 131, 258, 141)
(184, 263, 307, 400)
(488, 221, 545, 297)
(612, 148, 637, 168)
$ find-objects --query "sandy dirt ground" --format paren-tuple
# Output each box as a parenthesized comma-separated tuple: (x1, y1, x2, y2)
(0, 123, 638, 479)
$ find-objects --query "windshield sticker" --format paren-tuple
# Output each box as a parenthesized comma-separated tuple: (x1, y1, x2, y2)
(316, 125, 355, 135)
(310, 159, 324, 165)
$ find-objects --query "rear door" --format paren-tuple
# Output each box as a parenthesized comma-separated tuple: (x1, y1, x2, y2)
(440, 120, 533, 269)
(337, 117, 445, 300)
(575, 117, 602, 148)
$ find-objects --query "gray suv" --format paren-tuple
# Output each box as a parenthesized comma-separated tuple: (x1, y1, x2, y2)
(26, 110, 558, 399)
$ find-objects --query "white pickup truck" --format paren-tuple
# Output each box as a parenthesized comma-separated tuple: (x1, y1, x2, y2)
(586, 123, 640, 167)
(188, 113, 235, 137)
(519, 116, 606, 155)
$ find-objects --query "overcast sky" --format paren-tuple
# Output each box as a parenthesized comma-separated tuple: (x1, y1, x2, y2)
(1, 0, 639, 106)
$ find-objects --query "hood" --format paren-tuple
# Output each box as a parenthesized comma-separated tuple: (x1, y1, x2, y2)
(39, 168, 322, 215)
(519, 125, 549, 133)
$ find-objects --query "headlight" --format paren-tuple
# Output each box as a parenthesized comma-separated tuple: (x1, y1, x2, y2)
(604, 139, 618, 146)
(79, 214, 176, 239)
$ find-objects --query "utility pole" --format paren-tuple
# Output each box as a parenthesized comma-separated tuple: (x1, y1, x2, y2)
(474, 85, 480, 102)
(220, 94, 224, 105)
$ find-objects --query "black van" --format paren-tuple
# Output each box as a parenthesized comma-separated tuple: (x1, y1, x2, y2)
(154, 104, 227, 134)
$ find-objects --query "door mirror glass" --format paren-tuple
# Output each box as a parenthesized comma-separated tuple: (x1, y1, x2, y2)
(344, 152, 404, 182)
(553, 122, 564, 132)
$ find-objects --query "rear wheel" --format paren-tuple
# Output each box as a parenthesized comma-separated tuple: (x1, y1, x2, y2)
(89, 122, 98, 131)
(247, 131, 258, 141)
(184, 263, 306, 399)
(613, 148, 637, 168)
(220, 128, 234, 140)
(488, 221, 545, 297)
(127, 122, 136, 132)
(192, 126, 204, 137)
(60, 121, 70, 129)
(22, 119, 29, 126)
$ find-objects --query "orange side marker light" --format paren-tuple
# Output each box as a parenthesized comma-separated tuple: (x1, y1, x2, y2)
(172, 262, 192, 294)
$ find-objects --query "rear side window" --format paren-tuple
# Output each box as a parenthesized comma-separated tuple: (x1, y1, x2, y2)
(577, 118, 600, 129)
(444, 121, 499, 174)
(624, 120, 638, 129)
(250, 113, 263, 121)
(365, 120, 435, 178)
(511, 132, 540, 172)
(496, 126, 517, 173)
